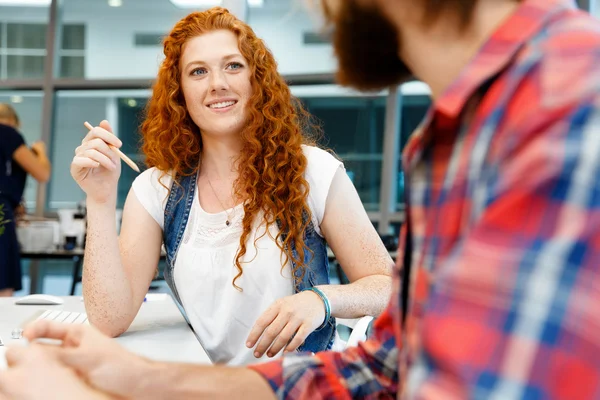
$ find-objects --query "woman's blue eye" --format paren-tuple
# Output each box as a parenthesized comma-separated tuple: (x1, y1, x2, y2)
(227, 62, 243, 70)
(191, 68, 206, 76)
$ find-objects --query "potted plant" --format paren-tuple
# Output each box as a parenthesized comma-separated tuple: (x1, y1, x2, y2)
(0, 203, 11, 236)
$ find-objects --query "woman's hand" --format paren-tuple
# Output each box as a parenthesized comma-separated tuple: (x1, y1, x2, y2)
(246, 290, 326, 358)
(71, 120, 122, 206)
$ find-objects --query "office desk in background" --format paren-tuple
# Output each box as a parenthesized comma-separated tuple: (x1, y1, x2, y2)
(21, 248, 398, 294)
(0, 295, 211, 369)
(21, 249, 167, 295)
(21, 249, 84, 295)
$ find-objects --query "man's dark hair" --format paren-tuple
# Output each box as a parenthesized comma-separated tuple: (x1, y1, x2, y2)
(423, 0, 480, 26)
(320, 0, 481, 28)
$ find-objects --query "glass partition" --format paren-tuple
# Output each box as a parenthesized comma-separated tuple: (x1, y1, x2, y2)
(0, 91, 44, 210)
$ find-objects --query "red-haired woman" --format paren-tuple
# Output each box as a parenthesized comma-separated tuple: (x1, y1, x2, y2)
(71, 7, 393, 366)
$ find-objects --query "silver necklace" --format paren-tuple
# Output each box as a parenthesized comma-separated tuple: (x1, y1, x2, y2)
(205, 175, 235, 226)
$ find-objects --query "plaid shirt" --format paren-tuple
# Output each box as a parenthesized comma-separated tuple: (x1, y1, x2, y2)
(250, 0, 600, 398)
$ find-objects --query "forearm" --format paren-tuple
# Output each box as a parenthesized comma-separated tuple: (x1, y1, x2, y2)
(134, 362, 276, 400)
(318, 275, 392, 318)
(250, 302, 401, 399)
(83, 199, 135, 337)
(36, 152, 51, 172)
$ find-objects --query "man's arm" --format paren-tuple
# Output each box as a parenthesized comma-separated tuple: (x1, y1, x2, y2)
(248, 281, 401, 399)
(134, 301, 399, 400)
(21, 266, 402, 400)
(134, 364, 275, 400)
(13, 141, 51, 183)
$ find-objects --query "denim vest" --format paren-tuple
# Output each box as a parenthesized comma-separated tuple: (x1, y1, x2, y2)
(162, 172, 336, 353)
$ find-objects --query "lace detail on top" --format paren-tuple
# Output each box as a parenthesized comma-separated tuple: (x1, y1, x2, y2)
(192, 202, 246, 248)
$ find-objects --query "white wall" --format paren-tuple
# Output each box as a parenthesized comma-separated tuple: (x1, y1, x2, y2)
(0, 1, 337, 78)
(249, 9, 336, 75)
(69, 8, 336, 78)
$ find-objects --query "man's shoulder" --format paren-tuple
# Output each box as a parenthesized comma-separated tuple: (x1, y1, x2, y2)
(0, 123, 23, 138)
(519, 10, 600, 109)
(0, 123, 25, 151)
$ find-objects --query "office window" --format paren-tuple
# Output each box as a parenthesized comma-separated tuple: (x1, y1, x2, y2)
(59, 24, 85, 79)
(7, 55, 45, 79)
(47, 89, 393, 216)
(117, 97, 146, 208)
(114, 94, 388, 212)
(50, 94, 108, 210)
(301, 97, 386, 211)
(0, 22, 85, 80)
(60, 56, 84, 78)
(49, 92, 147, 210)
(62, 25, 85, 50)
(60, 0, 189, 79)
(396, 94, 430, 207)
(7, 23, 46, 49)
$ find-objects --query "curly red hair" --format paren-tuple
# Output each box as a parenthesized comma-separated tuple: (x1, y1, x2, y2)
(141, 7, 318, 290)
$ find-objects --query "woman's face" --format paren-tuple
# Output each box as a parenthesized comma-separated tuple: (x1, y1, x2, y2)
(180, 29, 253, 138)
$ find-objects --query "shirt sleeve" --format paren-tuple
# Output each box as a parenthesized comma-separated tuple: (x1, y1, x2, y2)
(131, 167, 172, 230)
(302, 145, 345, 237)
(1, 125, 25, 157)
(249, 263, 402, 399)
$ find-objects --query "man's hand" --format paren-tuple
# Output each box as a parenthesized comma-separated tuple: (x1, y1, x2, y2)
(22, 321, 152, 399)
(0, 344, 110, 400)
(246, 290, 326, 358)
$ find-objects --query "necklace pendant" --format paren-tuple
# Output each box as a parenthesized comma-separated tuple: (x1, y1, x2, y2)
(226, 220, 230, 226)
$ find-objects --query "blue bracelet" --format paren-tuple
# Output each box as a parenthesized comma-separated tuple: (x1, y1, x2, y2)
(304, 287, 331, 331)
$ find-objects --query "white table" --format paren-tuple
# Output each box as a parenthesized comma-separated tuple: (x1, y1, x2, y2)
(0, 295, 211, 369)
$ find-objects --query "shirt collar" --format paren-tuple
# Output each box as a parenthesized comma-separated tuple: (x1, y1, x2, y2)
(402, 0, 576, 169)
(434, 0, 576, 119)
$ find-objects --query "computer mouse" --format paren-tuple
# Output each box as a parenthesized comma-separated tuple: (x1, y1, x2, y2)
(14, 294, 65, 306)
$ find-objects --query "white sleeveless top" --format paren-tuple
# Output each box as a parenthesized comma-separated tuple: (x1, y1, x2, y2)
(132, 145, 343, 365)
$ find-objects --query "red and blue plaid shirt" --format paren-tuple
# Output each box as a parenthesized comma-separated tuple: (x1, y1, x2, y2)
(250, 0, 600, 397)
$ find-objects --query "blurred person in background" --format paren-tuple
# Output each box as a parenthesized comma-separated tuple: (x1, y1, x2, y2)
(0, 103, 51, 297)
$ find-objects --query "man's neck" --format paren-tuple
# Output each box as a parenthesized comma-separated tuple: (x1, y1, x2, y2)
(0, 118, 17, 128)
(389, 0, 521, 99)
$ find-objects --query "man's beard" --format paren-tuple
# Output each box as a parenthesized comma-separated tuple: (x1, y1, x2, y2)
(330, 0, 413, 91)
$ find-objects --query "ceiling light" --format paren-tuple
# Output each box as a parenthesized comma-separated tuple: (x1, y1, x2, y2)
(0, 0, 50, 6)
(127, 99, 138, 107)
(10, 95, 23, 104)
(170, 0, 263, 8)
(108, 0, 122, 7)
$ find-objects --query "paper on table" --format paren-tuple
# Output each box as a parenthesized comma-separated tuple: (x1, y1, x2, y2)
(81, 293, 169, 302)
(144, 293, 169, 302)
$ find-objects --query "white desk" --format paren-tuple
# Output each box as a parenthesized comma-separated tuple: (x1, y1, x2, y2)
(0, 295, 211, 369)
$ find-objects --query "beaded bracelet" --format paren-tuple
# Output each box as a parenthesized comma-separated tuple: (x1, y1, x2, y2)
(304, 287, 331, 331)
